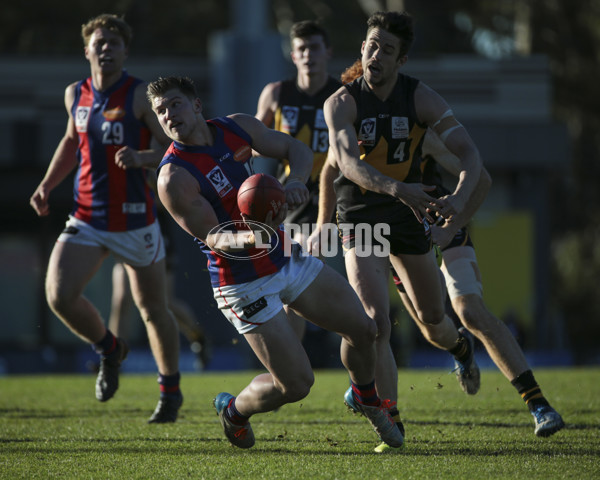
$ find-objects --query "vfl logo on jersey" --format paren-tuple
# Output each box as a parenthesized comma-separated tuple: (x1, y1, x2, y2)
(358, 118, 376, 146)
(75, 106, 91, 132)
(103, 107, 126, 121)
(314, 109, 327, 129)
(207, 166, 233, 197)
(281, 106, 299, 134)
(392, 117, 409, 139)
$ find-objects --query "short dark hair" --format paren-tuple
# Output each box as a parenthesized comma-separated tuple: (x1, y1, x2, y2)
(367, 11, 414, 57)
(81, 13, 132, 47)
(290, 20, 330, 47)
(146, 76, 198, 103)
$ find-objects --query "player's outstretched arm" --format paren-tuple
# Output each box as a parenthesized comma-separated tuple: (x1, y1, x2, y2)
(416, 82, 483, 220)
(307, 152, 339, 256)
(30, 83, 80, 217)
(230, 113, 312, 209)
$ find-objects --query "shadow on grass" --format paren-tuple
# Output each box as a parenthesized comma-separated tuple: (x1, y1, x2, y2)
(1, 435, 598, 457)
(2, 405, 598, 434)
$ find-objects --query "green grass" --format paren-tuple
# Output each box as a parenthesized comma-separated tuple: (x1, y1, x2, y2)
(1, 368, 598, 479)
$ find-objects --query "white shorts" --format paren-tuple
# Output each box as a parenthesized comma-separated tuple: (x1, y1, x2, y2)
(441, 246, 483, 299)
(214, 244, 323, 334)
(57, 215, 166, 267)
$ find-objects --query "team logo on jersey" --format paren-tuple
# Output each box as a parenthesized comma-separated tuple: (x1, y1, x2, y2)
(103, 107, 126, 121)
(314, 109, 327, 130)
(207, 166, 233, 197)
(392, 117, 409, 139)
(281, 106, 299, 134)
(358, 118, 376, 146)
(75, 106, 91, 132)
(233, 145, 252, 162)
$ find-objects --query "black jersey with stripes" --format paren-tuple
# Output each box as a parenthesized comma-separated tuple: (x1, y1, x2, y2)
(334, 74, 428, 226)
(274, 77, 342, 223)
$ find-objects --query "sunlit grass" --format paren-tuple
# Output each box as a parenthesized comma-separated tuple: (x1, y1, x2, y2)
(1, 368, 598, 479)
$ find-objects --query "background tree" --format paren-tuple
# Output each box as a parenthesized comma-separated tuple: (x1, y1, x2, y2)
(450, 0, 600, 361)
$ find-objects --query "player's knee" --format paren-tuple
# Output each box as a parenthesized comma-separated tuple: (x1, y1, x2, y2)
(453, 296, 488, 331)
(372, 313, 392, 341)
(417, 307, 446, 326)
(45, 280, 73, 316)
(281, 372, 314, 402)
(353, 313, 378, 346)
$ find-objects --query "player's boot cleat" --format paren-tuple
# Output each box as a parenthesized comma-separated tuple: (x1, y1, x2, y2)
(532, 405, 565, 437)
(213, 392, 255, 449)
(148, 393, 183, 423)
(345, 387, 406, 451)
(374, 441, 404, 453)
(344, 388, 404, 448)
(344, 386, 359, 413)
(452, 327, 481, 395)
(95, 338, 129, 402)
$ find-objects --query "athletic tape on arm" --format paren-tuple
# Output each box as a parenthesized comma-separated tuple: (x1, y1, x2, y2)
(432, 109, 463, 142)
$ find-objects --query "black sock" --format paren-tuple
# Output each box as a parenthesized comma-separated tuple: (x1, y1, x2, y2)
(158, 372, 181, 398)
(510, 370, 549, 412)
(93, 330, 117, 356)
(448, 332, 470, 364)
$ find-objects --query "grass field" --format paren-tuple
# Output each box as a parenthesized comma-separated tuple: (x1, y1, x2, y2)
(1, 367, 598, 479)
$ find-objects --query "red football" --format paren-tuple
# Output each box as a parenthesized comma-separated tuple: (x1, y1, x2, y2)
(237, 173, 286, 222)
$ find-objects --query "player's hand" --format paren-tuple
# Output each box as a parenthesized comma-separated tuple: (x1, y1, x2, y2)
(431, 224, 456, 250)
(30, 184, 50, 216)
(435, 193, 463, 222)
(241, 203, 288, 247)
(393, 182, 446, 224)
(115, 146, 142, 169)
(284, 179, 309, 209)
(263, 201, 288, 229)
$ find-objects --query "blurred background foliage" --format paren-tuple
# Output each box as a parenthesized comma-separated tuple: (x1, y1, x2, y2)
(1, 0, 598, 357)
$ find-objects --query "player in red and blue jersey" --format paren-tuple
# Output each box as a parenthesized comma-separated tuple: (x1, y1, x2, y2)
(148, 75, 404, 450)
(256, 20, 342, 342)
(29, 14, 182, 423)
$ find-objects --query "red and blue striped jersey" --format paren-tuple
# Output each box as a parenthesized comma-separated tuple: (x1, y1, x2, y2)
(71, 71, 156, 231)
(157, 116, 289, 287)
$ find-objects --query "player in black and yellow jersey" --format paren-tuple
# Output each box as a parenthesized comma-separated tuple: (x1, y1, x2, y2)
(256, 20, 341, 339)
(316, 11, 564, 450)
(324, 13, 483, 451)
(256, 21, 341, 227)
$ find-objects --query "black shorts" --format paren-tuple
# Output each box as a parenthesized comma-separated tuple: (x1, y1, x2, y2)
(443, 226, 473, 251)
(339, 218, 432, 256)
(392, 226, 474, 292)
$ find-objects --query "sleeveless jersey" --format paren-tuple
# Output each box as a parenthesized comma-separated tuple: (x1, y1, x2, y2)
(71, 71, 155, 231)
(157, 117, 289, 287)
(274, 77, 342, 192)
(334, 74, 428, 225)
